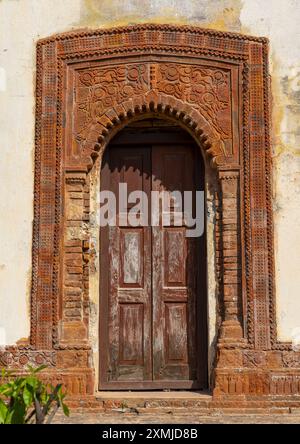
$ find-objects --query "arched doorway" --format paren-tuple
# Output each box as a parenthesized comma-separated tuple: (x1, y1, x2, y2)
(99, 118, 208, 390)
(27, 24, 277, 399)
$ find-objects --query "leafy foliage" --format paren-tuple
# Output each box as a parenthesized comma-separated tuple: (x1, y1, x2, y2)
(0, 365, 69, 424)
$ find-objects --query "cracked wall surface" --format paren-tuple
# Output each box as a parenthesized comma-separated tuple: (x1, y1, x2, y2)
(0, 0, 299, 344)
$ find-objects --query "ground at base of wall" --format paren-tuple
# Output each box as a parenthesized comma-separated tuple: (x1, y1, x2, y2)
(53, 411, 300, 424)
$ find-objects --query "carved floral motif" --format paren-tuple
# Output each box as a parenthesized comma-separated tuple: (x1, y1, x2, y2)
(243, 351, 266, 368)
(75, 64, 149, 143)
(282, 352, 300, 368)
(156, 64, 231, 139)
(0, 350, 56, 369)
(74, 62, 231, 157)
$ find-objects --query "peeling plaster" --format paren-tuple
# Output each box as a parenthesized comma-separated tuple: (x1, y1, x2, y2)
(78, 0, 242, 31)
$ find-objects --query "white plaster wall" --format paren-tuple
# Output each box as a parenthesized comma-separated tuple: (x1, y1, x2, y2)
(240, 0, 300, 341)
(0, 0, 82, 345)
(0, 0, 300, 344)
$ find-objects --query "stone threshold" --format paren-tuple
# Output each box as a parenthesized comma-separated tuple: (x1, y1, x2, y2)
(93, 391, 213, 412)
(96, 390, 212, 400)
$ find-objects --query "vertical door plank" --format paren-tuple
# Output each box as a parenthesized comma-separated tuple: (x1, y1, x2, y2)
(152, 145, 207, 387)
(100, 146, 152, 384)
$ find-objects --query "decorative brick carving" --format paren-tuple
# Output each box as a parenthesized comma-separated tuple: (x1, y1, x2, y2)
(282, 352, 300, 368)
(155, 63, 231, 141)
(218, 170, 244, 343)
(0, 24, 289, 400)
(243, 351, 266, 368)
(73, 62, 231, 169)
(0, 349, 56, 369)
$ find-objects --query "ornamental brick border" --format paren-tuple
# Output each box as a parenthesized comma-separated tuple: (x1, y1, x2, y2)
(1, 24, 299, 400)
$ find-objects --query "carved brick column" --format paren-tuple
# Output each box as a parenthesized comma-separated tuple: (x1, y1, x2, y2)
(219, 170, 243, 342)
(60, 170, 90, 346)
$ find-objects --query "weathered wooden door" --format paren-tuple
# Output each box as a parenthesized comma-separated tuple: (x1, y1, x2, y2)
(99, 126, 207, 390)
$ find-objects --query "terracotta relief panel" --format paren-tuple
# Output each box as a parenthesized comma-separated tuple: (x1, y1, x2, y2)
(72, 62, 233, 166)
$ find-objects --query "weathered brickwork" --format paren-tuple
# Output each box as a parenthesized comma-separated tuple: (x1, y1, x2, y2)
(1, 24, 299, 404)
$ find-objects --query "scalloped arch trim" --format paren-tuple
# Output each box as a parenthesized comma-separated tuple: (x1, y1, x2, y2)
(82, 91, 225, 170)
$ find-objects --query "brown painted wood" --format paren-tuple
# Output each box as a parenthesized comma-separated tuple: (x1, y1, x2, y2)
(100, 146, 152, 386)
(99, 123, 207, 390)
(152, 144, 207, 388)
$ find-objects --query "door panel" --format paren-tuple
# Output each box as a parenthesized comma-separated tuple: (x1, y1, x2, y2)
(164, 228, 186, 286)
(99, 137, 207, 390)
(120, 228, 144, 287)
(100, 146, 152, 385)
(152, 145, 199, 385)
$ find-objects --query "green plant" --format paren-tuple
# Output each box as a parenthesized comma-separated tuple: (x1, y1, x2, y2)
(0, 365, 69, 424)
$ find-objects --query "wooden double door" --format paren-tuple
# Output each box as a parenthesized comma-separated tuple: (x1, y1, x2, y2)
(99, 129, 207, 390)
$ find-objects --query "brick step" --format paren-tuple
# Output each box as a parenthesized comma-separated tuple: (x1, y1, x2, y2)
(95, 391, 211, 410)
(66, 392, 300, 414)
(101, 406, 292, 415)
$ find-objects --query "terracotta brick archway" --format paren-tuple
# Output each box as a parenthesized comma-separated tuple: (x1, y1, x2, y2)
(81, 92, 225, 168)
(2, 24, 299, 400)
